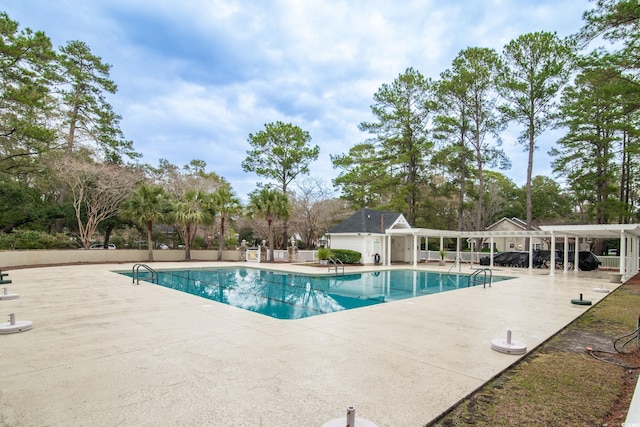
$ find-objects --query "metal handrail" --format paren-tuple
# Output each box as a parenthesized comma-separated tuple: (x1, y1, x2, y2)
(446, 258, 457, 275)
(456, 255, 473, 272)
(132, 263, 158, 285)
(328, 258, 344, 275)
(468, 268, 493, 288)
(446, 256, 468, 285)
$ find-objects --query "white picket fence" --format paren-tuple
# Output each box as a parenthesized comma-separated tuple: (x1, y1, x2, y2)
(246, 249, 318, 263)
(598, 256, 621, 269)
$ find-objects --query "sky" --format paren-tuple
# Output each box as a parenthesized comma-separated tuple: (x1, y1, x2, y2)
(3, 0, 593, 201)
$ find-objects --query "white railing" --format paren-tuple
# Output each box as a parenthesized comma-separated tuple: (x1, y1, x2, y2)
(597, 256, 619, 269)
(420, 250, 477, 263)
(270, 250, 317, 262)
(419, 251, 629, 270)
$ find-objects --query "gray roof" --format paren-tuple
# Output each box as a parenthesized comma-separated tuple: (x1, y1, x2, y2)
(485, 217, 533, 231)
(328, 208, 401, 234)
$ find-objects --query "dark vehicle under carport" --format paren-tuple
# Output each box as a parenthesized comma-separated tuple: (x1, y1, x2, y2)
(479, 250, 601, 271)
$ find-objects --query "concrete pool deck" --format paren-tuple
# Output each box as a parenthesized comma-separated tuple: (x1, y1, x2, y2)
(0, 262, 621, 426)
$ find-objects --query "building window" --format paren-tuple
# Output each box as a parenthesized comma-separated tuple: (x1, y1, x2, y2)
(533, 243, 541, 250)
(508, 243, 515, 249)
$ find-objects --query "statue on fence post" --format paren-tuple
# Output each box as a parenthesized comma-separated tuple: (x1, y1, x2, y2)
(259, 240, 267, 263)
(288, 236, 298, 263)
(238, 239, 247, 261)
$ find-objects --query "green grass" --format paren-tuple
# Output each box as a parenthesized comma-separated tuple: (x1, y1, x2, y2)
(430, 283, 640, 426)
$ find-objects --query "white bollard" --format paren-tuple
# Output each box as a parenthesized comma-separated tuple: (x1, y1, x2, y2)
(491, 329, 527, 355)
(0, 312, 32, 334)
(322, 405, 378, 427)
(0, 288, 19, 300)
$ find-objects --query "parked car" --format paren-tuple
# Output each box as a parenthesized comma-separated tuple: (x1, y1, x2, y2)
(90, 243, 116, 250)
(159, 244, 169, 250)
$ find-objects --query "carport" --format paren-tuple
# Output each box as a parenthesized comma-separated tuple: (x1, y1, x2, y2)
(385, 224, 640, 279)
(539, 224, 640, 279)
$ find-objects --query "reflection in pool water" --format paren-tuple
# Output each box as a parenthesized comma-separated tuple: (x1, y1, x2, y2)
(123, 268, 513, 320)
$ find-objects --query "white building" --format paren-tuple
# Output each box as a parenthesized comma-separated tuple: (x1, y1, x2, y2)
(328, 209, 640, 279)
(327, 208, 412, 265)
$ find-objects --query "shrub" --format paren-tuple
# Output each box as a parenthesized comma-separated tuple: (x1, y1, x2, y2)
(0, 230, 78, 250)
(110, 236, 125, 249)
(192, 236, 206, 249)
(331, 249, 362, 264)
(317, 247, 332, 260)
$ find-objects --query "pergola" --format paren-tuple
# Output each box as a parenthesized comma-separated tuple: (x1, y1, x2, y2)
(385, 223, 640, 279)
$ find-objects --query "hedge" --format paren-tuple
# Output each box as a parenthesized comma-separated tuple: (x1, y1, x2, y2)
(329, 249, 362, 264)
(0, 230, 78, 250)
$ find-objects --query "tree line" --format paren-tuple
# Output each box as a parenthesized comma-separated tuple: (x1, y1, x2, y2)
(333, 1, 640, 233)
(0, 1, 638, 258)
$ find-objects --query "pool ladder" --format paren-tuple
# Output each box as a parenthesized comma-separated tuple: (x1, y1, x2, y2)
(132, 263, 158, 285)
(468, 268, 492, 288)
(328, 258, 344, 275)
(446, 256, 468, 286)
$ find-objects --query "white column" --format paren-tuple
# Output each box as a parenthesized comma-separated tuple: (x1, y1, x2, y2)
(490, 237, 495, 268)
(563, 236, 569, 273)
(528, 236, 534, 271)
(413, 234, 418, 267)
(574, 238, 579, 272)
(425, 237, 430, 262)
(629, 236, 640, 276)
(633, 235, 639, 275)
(383, 235, 387, 265)
(550, 231, 556, 276)
(620, 230, 627, 277)
(456, 237, 461, 272)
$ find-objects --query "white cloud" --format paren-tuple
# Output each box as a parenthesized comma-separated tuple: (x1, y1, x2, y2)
(3, 0, 592, 199)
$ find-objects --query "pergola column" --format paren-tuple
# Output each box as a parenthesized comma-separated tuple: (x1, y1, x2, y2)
(550, 231, 556, 276)
(528, 236, 534, 271)
(384, 234, 389, 266)
(563, 236, 569, 273)
(620, 230, 626, 277)
(490, 236, 494, 268)
(631, 235, 639, 276)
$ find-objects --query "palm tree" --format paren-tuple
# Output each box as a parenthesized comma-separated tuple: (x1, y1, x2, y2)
(169, 189, 216, 261)
(247, 187, 291, 262)
(212, 187, 242, 261)
(120, 184, 169, 261)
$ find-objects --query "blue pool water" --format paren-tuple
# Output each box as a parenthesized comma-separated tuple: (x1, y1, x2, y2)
(122, 268, 513, 320)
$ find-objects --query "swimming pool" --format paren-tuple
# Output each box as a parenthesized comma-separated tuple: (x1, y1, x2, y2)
(122, 268, 513, 320)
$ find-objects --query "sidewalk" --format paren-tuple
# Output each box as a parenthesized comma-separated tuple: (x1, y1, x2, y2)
(0, 263, 617, 426)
